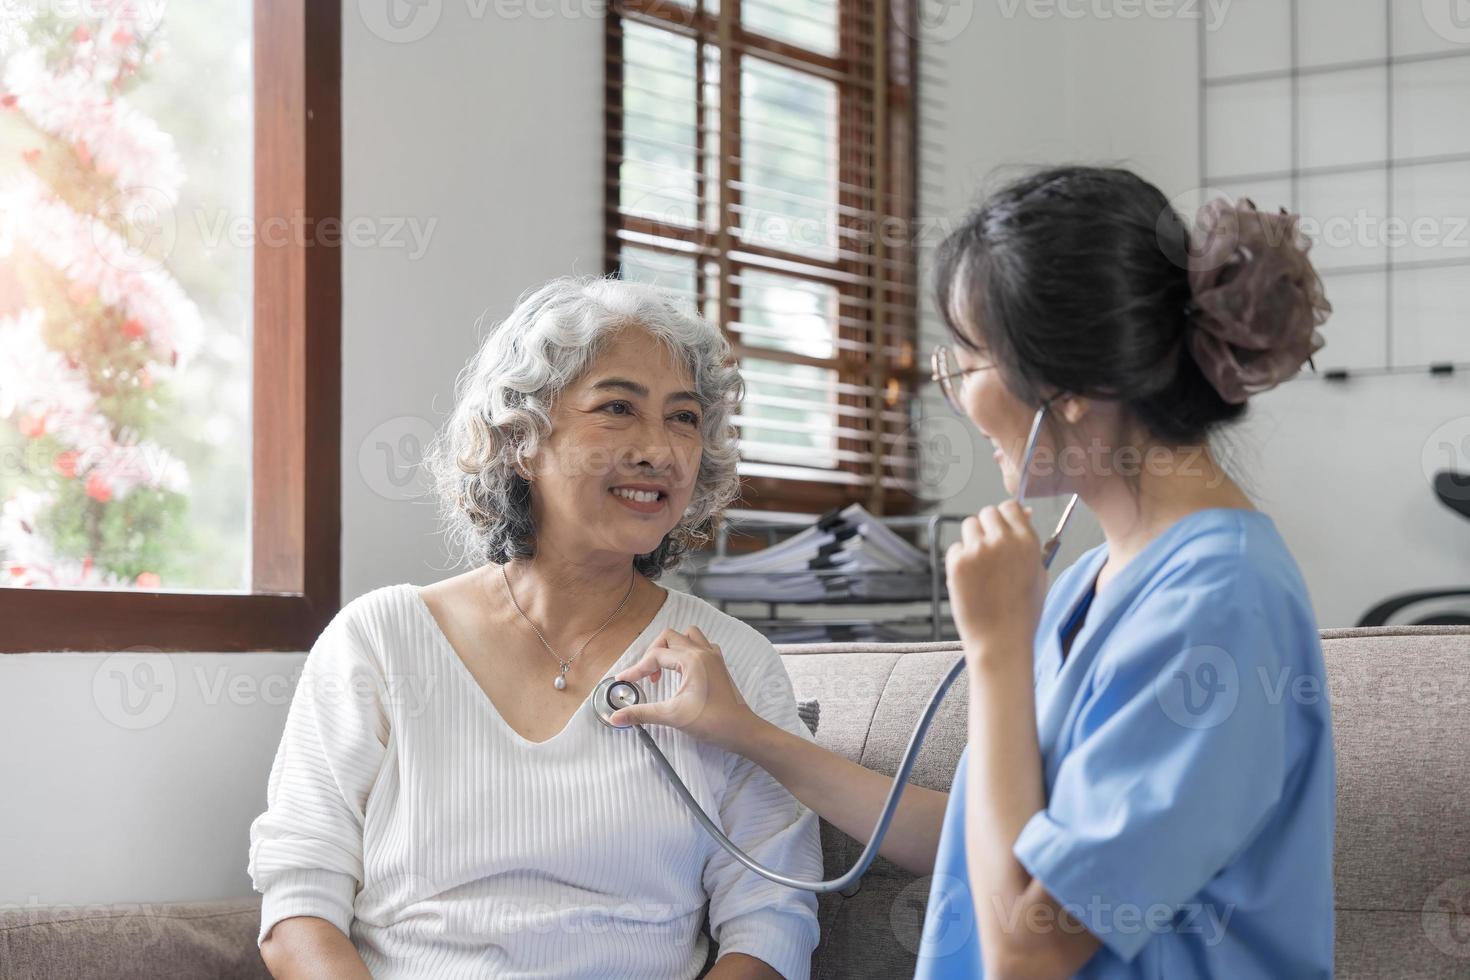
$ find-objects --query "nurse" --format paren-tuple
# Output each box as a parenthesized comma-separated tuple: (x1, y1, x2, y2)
(611, 165, 1337, 978)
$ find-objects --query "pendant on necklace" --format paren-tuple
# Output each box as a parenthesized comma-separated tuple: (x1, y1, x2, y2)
(554, 667, 568, 691)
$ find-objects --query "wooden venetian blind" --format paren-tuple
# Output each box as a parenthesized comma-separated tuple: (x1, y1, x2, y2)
(605, 0, 923, 516)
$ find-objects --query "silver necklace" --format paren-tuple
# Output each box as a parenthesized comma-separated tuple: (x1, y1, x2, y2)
(500, 563, 636, 691)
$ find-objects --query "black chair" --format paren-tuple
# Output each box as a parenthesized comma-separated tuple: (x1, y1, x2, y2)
(1357, 470, 1470, 626)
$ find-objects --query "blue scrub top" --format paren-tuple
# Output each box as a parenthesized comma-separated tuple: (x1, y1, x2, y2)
(914, 507, 1335, 978)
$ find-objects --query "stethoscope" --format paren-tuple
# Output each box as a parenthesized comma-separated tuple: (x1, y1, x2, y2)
(590, 402, 1082, 894)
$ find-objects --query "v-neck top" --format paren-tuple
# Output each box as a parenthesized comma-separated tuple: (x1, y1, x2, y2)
(1058, 570, 1098, 661)
(408, 583, 675, 748)
(248, 582, 821, 979)
(915, 508, 1336, 978)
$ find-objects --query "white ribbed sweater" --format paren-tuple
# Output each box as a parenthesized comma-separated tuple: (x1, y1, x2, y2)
(247, 582, 821, 980)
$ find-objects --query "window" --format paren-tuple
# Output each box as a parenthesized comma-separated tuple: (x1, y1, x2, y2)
(1201, 0, 1470, 375)
(0, 1, 340, 652)
(606, 0, 923, 515)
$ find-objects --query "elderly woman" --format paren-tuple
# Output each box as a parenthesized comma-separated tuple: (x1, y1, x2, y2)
(248, 277, 822, 980)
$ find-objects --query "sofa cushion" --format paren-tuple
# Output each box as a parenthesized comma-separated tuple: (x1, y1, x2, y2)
(1318, 626, 1470, 978)
(1318, 627, 1470, 915)
(778, 628, 1470, 980)
(779, 644, 968, 980)
(0, 897, 269, 980)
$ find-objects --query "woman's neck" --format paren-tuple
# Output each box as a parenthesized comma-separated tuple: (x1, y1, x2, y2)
(1082, 444, 1254, 590)
(494, 543, 649, 641)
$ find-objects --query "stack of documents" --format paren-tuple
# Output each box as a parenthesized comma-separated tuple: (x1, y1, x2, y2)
(758, 618, 958, 644)
(690, 503, 940, 603)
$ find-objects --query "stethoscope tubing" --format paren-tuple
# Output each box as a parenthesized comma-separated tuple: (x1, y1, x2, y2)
(635, 401, 1081, 893)
(629, 650, 968, 894)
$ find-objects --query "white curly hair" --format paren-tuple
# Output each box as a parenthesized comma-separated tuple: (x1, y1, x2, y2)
(423, 275, 744, 578)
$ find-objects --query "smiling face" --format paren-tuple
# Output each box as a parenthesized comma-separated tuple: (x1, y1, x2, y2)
(951, 343, 1050, 498)
(523, 323, 705, 562)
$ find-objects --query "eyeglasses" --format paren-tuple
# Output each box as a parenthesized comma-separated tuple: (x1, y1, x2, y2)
(930, 345, 996, 415)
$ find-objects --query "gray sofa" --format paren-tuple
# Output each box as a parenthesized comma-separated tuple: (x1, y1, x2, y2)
(782, 626, 1470, 979)
(3, 627, 1467, 978)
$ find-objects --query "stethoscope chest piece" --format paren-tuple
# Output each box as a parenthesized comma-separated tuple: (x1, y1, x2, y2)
(591, 676, 644, 729)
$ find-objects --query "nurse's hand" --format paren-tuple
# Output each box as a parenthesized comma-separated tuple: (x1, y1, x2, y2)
(608, 626, 755, 753)
(946, 499, 1047, 661)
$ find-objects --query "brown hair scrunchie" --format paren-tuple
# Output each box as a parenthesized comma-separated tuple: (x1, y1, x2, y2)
(1184, 197, 1332, 405)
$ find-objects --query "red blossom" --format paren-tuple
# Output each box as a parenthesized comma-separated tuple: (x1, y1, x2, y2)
(54, 451, 78, 478)
(85, 473, 112, 503)
(1, 95, 15, 110)
(121, 317, 146, 339)
(135, 571, 161, 589)
(17, 412, 46, 437)
(73, 25, 91, 43)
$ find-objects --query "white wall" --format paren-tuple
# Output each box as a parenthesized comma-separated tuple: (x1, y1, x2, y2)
(914, 1, 1470, 629)
(340, 1, 608, 598)
(914, 3, 1205, 583)
(4, 0, 1469, 911)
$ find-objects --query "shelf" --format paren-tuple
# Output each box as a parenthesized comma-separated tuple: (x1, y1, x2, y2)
(688, 507, 967, 641)
(683, 567, 948, 606)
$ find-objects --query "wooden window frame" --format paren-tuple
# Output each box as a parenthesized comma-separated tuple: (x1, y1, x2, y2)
(1, 0, 341, 653)
(605, 0, 922, 518)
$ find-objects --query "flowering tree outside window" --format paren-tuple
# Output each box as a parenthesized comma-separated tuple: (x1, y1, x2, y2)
(0, 1, 241, 591)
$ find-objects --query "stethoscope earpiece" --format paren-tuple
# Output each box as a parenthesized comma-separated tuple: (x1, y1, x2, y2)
(1018, 397, 1081, 569)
